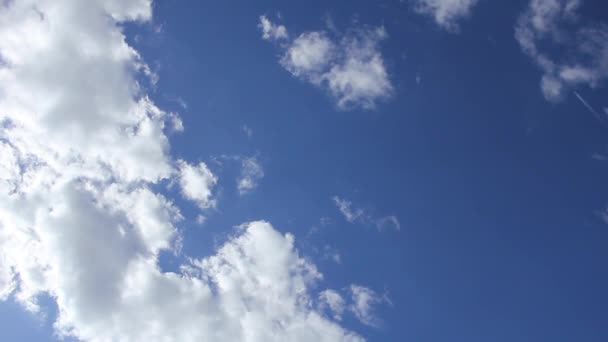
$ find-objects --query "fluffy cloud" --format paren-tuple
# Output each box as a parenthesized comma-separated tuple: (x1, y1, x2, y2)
(259, 15, 289, 41)
(260, 17, 393, 110)
(282, 31, 336, 80)
(0, 1, 378, 340)
(516, 0, 608, 101)
(237, 156, 264, 195)
(413, 0, 479, 32)
(333, 196, 400, 231)
(177, 160, 217, 209)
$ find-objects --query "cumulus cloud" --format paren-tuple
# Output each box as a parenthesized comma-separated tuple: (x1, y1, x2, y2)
(177, 160, 217, 209)
(413, 0, 479, 32)
(516, 0, 608, 101)
(238, 156, 264, 195)
(282, 31, 336, 80)
(0, 1, 376, 340)
(260, 17, 393, 110)
(332, 196, 400, 231)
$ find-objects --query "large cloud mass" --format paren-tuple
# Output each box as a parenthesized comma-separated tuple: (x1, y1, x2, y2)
(0, 1, 378, 340)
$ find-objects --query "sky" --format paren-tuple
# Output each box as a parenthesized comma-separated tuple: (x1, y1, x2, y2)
(1, 0, 608, 341)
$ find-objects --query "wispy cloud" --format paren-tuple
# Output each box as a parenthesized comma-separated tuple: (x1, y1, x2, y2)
(319, 289, 346, 321)
(412, 0, 479, 32)
(241, 124, 253, 138)
(349, 285, 388, 327)
(318, 285, 388, 327)
(258, 15, 288, 41)
(332, 196, 400, 231)
(516, 0, 608, 101)
(237, 156, 264, 195)
(333, 196, 366, 223)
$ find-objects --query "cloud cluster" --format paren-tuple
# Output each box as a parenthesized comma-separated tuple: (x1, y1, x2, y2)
(0, 1, 380, 341)
(259, 16, 393, 110)
(413, 0, 479, 32)
(516, 0, 608, 101)
(333, 196, 401, 231)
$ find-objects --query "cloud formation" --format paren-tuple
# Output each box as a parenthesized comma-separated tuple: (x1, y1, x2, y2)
(177, 160, 217, 210)
(260, 17, 393, 110)
(259, 15, 289, 41)
(333, 196, 400, 231)
(319, 289, 346, 321)
(516, 0, 608, 101)
(0, 1, 379, 340)
(349, 285, 386, 328)
(413, 0, 479, 32)
(237, 156, 264, 195)
(318, 286, 385, 327)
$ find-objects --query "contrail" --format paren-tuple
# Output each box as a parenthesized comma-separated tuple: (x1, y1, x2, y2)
(573, 91, 604, 123)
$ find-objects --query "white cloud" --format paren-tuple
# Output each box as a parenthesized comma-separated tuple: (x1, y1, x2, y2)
(333, 196, 400, 231)
(349, 285, 384, 327)
(319, 289, 346, 321)
(516, 0, 608, 101)
(177, 160, 217, 209)
(238, 156, 264, 195)
(261, 18, 392, 110)
(282, 32, 336, 81)
(413, 0, 479, 32)
(0, 1, 375, 340)
(333, 196, 365, 223)
(259, 15, 289, 41)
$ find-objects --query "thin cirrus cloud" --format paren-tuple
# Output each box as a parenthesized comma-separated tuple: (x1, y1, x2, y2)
(412, 0, 479, 32)
(259, 15, 393, 110)
(318, 286, 385, 327)
(515, 0, 608, 102)
(237, 156, 265, 195)
(0, 1, 380, 341)
(349, 285, 389, 328)
(332, 196, 401, 231)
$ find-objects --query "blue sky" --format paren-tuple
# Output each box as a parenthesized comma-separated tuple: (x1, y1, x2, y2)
(1, 0, 608, 341)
